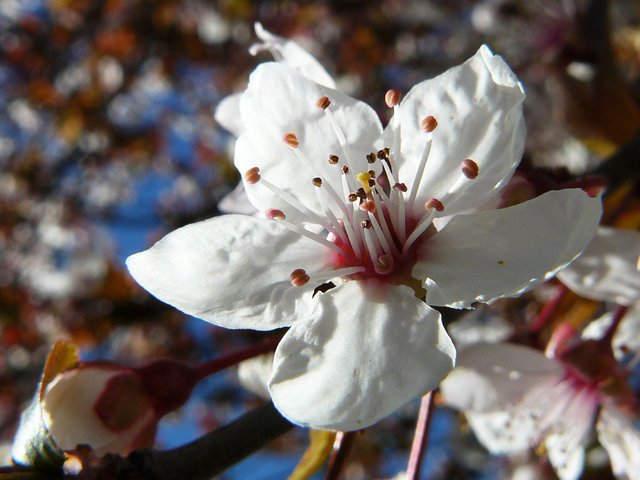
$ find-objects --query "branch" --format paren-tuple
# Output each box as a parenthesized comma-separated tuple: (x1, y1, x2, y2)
(78, 402, 293, 480)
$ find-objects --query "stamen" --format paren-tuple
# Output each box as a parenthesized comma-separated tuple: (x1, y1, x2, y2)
(362, 224, 380, 264)
(401, 209, 436, 257)
(368, 212, 399, 257)
(316, 96, 331, 110)
(308, 266, 366, 283)
(360, 200, 376, 213)
(290, 269, 310, 287)
(341, 165, 349, 174)
(420, 115, 438, 133)
(322, 106, 357, 173)
(312, 177, 323, 187)
(366, 152, 377, 164)
(361, 219, 372, 229)
(244, 167, 261, 184)
(393, 183, 407, 192)
(283, 132, 299, 148)
(385, 89, 401, 108)
(374, 254, 394, 275)
(407, 134, 433, 209)
(347, 193, 358, 202)
(328, 154, 339, 164)
(266, 208, 285, 220)
(461, 159, 479, 179)
(425, 198, 444, 212)
(277, 218, 344, 255)
(377, 148, 390, 159)
(259, 178, 324, 224)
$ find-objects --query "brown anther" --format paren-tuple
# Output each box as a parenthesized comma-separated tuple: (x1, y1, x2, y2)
(289, 268, 310, 287)
(312, 177, 323, 187)
(360, 219, 372, 229)
(328, 154, 339, 164)
(366, 152, 377, 164)
(356, 187, 366, 199)
(425, 198, 444, 212)
(341, 165, 349, 174)
(377, 149, 388, 159)
(461, 159, 479, 179)
(360, 200, 376, 213)
(374, 254, 394, 275)
(244, 167, 261, 184)
(316, 96, 331, 110)
(385, 89, 401, 108)
(368, 179, 375, 188)
(283, 132, 299, 148)
(368, 169, 376, 178)
(266, 208, 286, 220)
(420, 115, 438, 133)
(393, 182, 408, 192)
(347, 193, 358, 202)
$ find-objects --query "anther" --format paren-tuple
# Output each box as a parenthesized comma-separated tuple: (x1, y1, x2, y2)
(329, 154, 339, 164)
(341, 165, 349, 174)
(356, 187, 367, 200)
(316, 96, 331, 110)
(393, 182, 407, 192)
(425, 198, 444, 212)
(283, 132, 299, 148)
(368, 169, 376, 178)
(360, 200, 376, 213)
(461, 159, 479, 179)
(244, 167, 261, 184)
(289, 268, 310, 287)
(361, 219, 372, 229)
(312, 177, 323, 187)
(366, 152, 377, 164)
(385, 89, 401, 108)
(420, 115, 438, 133)
(347, 193, 358, 202)
(266, 208, 286, 220)
(377, 149, 389, 159)
(374, 254, 394, 275)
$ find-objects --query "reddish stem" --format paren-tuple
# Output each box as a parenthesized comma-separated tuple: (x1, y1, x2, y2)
(195, 334, 282, 381)
(406, 391, 435, 480)
(601, 304, 629, 346)
(325, 431, 357, 480)
(531, 284, 568, 333)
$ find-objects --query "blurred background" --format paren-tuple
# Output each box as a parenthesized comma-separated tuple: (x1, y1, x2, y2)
(1, 0, 639, 478)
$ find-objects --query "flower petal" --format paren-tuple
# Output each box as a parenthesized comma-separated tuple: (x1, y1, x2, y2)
(414, 189, 602, 308)
(557, 226, 640, 305)
(268, 279, 455, 430)
(465, 410, 537, 454)
(596, 407, 640, 480)
(440, 343, 562, 412)
(214, 92, 245, 137)
(545, 433, 585, 480)
(251, 23, 336, 89)
(126, 214, 326, 330)
(235, 63, 382, 220)
(396, 45, 525, 217)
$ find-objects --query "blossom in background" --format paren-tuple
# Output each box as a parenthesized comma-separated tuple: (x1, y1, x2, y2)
(127, 45, 602, 430)
(441, 341, 639, 480)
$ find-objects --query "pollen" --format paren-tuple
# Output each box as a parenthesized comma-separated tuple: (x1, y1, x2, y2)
(266, 208, 286, 220)
(385, 89, 401, 108)
(289, 268, 310, 287)
(316, 96, 331, 110)
(283, 132, 299, 148)
(244, 167, 261, 184)
(425, 198, 444, 212)
(461, 159, 479, 179)
(420, 115, 438, 133)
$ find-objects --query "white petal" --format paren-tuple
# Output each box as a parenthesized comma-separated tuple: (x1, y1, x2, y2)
(440, 343, 562, 412)
(268, 279, 455, 430)
(445, 306, 513, 349)
(235, 63, 382, 220)
(466, 410, 537, 454)
(217, 182, 258, 215)
(396, 45, 525, 217)
(414, 189, 602, 308)
(237, 353, 274, 400)
(582, 306, 640, 358)
(126, 214, 326, 330)
(557, 227, 640, 305)
(597, 407, 640, 480)
(214, 92, 245, 137)
(545, 433, 585, 480)
(251, 23, 336, 89)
